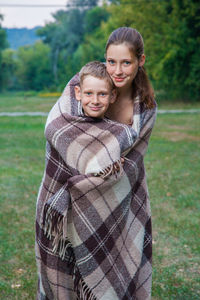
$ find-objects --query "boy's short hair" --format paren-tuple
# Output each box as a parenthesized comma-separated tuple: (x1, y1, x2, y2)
(79, 61, 115, 90)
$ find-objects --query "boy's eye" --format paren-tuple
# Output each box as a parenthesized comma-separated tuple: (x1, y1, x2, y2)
(85, 92, 92, 96)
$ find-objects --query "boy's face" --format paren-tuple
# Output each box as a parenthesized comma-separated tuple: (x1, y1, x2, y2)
(75, 75, 116, 118)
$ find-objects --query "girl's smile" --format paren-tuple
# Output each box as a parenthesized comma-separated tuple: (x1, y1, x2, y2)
(114, 77, 125, 82)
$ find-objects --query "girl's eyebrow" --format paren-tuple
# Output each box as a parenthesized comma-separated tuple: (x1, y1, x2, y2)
(107, 57, 132, 61)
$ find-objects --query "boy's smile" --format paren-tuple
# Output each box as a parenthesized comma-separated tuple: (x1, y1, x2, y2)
(75, 75, 115, 118)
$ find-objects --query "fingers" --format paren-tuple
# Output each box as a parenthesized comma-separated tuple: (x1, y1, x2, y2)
(121, 157, 125, 165)
(113, 157, 124, 172)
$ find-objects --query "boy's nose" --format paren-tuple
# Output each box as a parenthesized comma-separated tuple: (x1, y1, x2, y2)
(92, 94, 99, 104)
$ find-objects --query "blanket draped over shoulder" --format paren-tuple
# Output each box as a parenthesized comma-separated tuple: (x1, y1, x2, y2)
(35, 73, 157, 300)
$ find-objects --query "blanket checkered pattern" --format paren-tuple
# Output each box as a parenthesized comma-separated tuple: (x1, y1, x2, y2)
(35, 73, 157, 300)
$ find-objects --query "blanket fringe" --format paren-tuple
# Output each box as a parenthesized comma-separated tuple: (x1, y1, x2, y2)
(96, 158, 123, 179)
(56, 244, 97, 300)
(43, 202, 60, 239)
(74, 269, 97, 300)
(52, 233, 73, 260)
(42, 202, 72, 260)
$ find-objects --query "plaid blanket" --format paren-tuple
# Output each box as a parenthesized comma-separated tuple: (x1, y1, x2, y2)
(35, 73, 157, 300)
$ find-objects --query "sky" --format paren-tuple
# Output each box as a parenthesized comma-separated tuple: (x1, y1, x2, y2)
(0, 0, 69, 28)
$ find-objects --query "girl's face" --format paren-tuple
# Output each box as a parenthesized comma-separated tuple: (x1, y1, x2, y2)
(106, 43, 145, 90)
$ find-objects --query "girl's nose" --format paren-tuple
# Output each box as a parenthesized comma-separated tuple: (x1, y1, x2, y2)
(115, 63, 122, 75)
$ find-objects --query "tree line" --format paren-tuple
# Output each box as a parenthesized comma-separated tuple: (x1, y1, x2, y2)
(0, 0, 199, 100)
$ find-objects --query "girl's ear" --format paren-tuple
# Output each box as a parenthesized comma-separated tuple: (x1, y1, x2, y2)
(110, 89, 117, 104)
(74, 85, 81, 101)
(139, 54, 145, 67)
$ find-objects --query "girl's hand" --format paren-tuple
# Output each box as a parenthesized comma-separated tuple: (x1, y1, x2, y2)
(113, 157, 124, 172)
(97, 157, 125, 179)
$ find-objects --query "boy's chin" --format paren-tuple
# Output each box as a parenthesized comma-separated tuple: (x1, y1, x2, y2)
(85, 113, 104, 119)
(83, 110, 105, 119)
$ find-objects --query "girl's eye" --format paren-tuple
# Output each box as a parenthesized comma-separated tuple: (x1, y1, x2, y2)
(108, 60, 115, 65)
(124, 61, 131, 65)
(100, 93, 106, 97)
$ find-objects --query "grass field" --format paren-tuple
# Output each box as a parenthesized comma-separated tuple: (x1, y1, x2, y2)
(0, 92, 58, 113)
(0, 94, 199, 299)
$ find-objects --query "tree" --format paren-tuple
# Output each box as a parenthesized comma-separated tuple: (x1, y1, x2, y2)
(15, 42, 53, 91)
(69, 5, 110, 71)
(1, 48, 17, 90)
(70, 8, 110, 74)
(69, 0, 99, 8)
(159, 0, 200, 99)
(37, 9, 85, 84)
(84, 5, 110, 33)
(0, 14, 8, 90)
(36, 0, 106, 88)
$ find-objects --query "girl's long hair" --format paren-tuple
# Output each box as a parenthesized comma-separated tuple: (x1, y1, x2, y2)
(106, 27, 155, 109)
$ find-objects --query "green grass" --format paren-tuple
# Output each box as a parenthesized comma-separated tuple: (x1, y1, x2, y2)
(0, 94, 199, 299)
(0, 92, 58, 113)
(0, 117, 46, 299)
(146, 113, 200, 299)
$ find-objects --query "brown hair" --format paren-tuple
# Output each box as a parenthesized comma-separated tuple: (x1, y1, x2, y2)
(106, 27, 155, 108)
(79, 61, 115, 90)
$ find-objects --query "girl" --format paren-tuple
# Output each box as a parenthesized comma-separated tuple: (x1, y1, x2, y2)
(36, 27, 157, 300)
(105, 27, 155, 124)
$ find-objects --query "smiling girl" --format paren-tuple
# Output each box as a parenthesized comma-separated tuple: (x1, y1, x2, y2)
(105, 27, 155, 126)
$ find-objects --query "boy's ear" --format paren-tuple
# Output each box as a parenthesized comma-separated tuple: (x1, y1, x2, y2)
(110, 89, 117, 104)
(74, 85, 81, 101)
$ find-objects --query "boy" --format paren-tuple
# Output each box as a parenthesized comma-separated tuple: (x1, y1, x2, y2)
(36, 62, 129, 300)
(74, 61, 116, 118)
